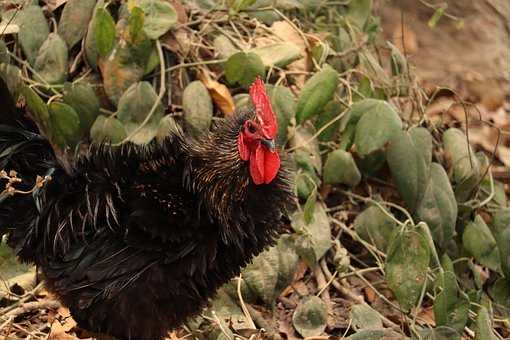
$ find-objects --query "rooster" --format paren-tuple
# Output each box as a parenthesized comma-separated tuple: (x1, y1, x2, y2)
(0, 78, 293, 340)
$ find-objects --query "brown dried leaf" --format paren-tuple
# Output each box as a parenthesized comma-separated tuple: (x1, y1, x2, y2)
(199, 75, 235, 116)
(417, 306, 436, 327)
(49, 320, 79, 340)
(57, 307, 77, 332)
(269, 21, 309, 86)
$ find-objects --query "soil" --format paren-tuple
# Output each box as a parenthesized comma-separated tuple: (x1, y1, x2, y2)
(377, 0, 510, 100)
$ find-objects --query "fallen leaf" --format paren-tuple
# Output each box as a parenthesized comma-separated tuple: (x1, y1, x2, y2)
(57, 307, 78, 332)
(167, 0, 187, 24)
(392, 23, 418, 54)
(199, 74, 235, 116)
(363, 286, 377, 303)
(269, 21, 308, 86)
(43, 0, 69, 12)
(417, 306, 436, 327)
(49, 320, 79, 340)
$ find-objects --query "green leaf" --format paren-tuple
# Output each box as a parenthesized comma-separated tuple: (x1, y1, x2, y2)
(291, 124, 322, 173)
(475, 306, 498, 340)
(90, 115, 127, 144)
(48, 102, 81, 148)
(354, 100, 402, 156)
(291, 203, 331, 266)
(417, 163, 457, 248)
(0, 64, 22, 102)
(386, 130, 429, 212)
(323, 149, 361, 187)
(63, 81, 101, 133)
(99, 23, 152, 105)
(135, 0, 177, 39)
(34, 33, 68, 85)
(350, 304, 383, 330)
(388, 41, 408, 76)
(443, 128, 481, 202)
(129, 7, 146, 42)
(17, 5, 49, 65)
(409, 126, 433, 166)
(347, 0, 373, 29)
(385, 229, 430, 311)
(250, 42, 302, 68)
(347, 329, 385, 340)
(275, 235, 299, 294)
(227, 0, 256, 13)
(225, 52, 265, 88)
(243, 246, 279, 305)
(84, 0, 106, 69)
(433, 271, 469, 334)
(156, 115, 181, 142)
(22, 86, 50, 133)
(315, 100, 343, 143)
(419, 327, 461, 340)
(116, 81, 164, 144)
(303, 189, 317, 224)
(428, 4, 447, 28)
(489, 278, 510, 315)
(463, 215, 501, 272)
(267, 85, 295, 147)
(58, 0, 96, 48)
(354, 205, 396, 252)
(292, 296, 327, 338)
(492, 210, 510, 279)
(94, 8, 116, 57)
(296, 65, 339, 124)
(182, 81, 213, 136)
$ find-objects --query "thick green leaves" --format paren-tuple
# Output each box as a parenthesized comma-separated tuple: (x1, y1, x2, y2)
(243, 246, 279, 305)
(136, 0, 177, 39)
(387, 129, 429, 212)
(443, 128, 481, 202)
(292, 296, 328, 338)
(84, 0, 107, 69)
(242, 235, 298, 305)
(225, 52, 265, 88)
(433, 271, 469, 335)
(323, 149, 361, 187)
(22, 86, 50, 133)
(296, 65, 339, 124)
(17, 5, 49, 65)
(94, 8, 116, 58)
(385, 229, 430, 311)
(354, 205, 396, 251)
(417, 163, 457, 248)
(34, 33, 68, 84)
(267, 85, 295, 147)
(182, 81, 213, 136)
(48, 102, 81, 148)
(419, 327, 461, 340)
(250, 42, 302, 68)
(90, 115, 127, 144)
(116, 81, 164, 144)
(315, 100, 343, 143)
(291, 124, 322, 173)
(63, 81, 101, 133)
(291, 203, 331, 267)
(463, 215, 501, 272)
(350, 304, 383, 330)
(492, 210, 510, 279)
(354, 100, 402, 156)
(58, 0, 96, 48)
(475, 306, 498, 340)
(347, 0, 372, 29)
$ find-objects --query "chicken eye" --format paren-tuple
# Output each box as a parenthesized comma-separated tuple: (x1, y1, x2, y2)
(246, 122, 257, 134)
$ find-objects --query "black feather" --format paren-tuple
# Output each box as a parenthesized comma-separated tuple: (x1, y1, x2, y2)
(0, 81, 294, 340)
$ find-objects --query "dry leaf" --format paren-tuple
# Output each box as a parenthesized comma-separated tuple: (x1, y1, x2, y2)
(49, 320, 79, 340)
(417, 306, 435, 327)
(269, 21, 309, 86)
(57, 307, 78, 332)
(363, 286, 377, 303)
(392, 23, 418, 54)
(43, 0, 69, 12)
(199, 75, 235, 116)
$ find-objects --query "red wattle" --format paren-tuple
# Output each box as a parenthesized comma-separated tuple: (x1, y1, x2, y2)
(249, 144, 280, 185)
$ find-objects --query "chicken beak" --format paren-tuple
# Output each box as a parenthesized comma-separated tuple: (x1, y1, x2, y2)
(261, 138, 276, 152)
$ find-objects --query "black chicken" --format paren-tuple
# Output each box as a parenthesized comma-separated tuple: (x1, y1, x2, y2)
(0, 78, 293, 339)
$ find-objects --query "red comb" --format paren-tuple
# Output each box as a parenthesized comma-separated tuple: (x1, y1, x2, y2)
(249, 78, 277, 139)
